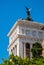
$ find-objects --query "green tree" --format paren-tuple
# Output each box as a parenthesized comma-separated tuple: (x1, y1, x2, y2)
(31, 42, 42, 58)
(0, 54, 44, 65)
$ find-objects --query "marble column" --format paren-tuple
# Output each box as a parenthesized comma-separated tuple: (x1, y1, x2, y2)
(30, 44, 32, 58)
(24, 43, 26, 58)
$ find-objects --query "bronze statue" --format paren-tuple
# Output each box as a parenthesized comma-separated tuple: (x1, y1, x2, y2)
(25, 6, 31, 17)
(25, 6, 33, 21)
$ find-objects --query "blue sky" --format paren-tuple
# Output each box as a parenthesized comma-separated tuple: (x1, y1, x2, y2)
(0, 0, 44, 63)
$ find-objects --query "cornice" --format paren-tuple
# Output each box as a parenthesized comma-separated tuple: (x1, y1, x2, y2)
(7, 19, 44, 37)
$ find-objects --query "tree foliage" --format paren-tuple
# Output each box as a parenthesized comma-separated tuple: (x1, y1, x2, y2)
(31, 42, 42, 58)
(0, 54, 44, 65)
(0, 42, 44, 65)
